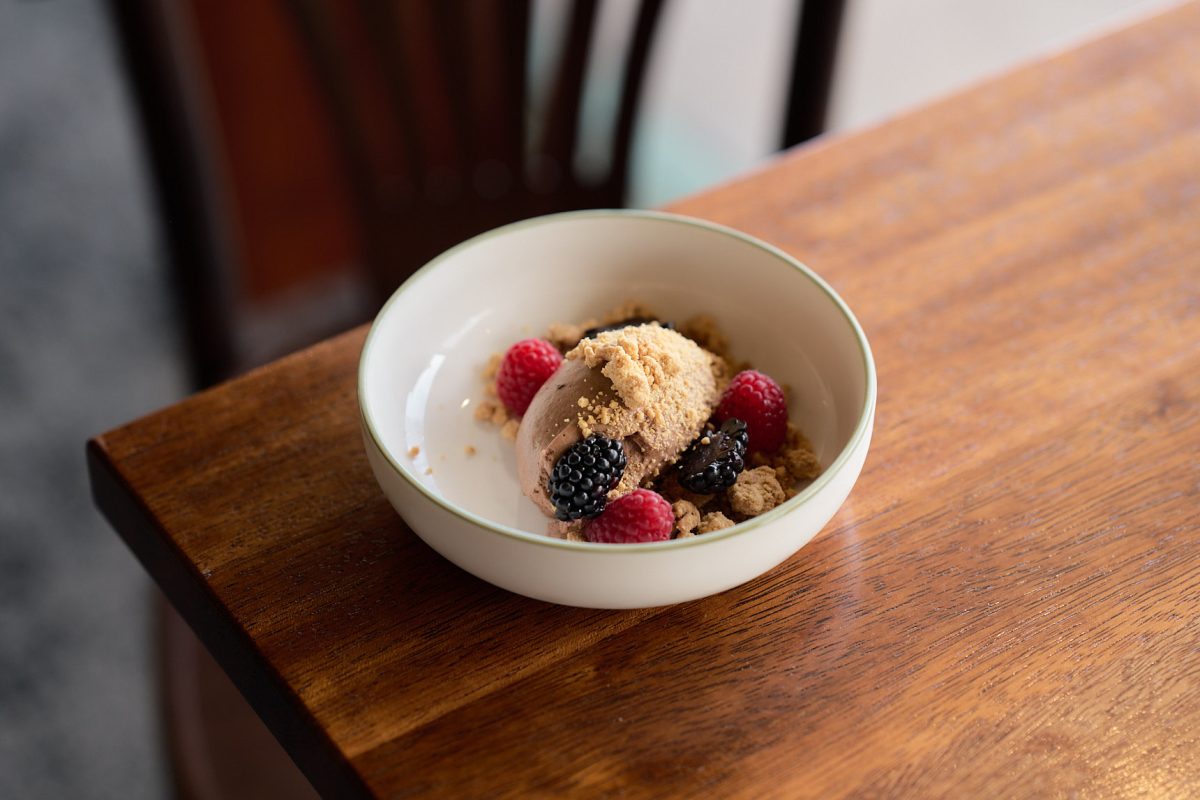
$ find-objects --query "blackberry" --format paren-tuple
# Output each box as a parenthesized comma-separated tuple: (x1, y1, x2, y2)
(548, 435, 628, 521)
(580, 317, 673, 342)
(676, 418, 749, 493)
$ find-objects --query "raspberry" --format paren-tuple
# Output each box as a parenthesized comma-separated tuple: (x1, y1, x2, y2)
(585, 489, 674, 544)
(714, 370, 787, 453)
(496, 338, 563, 415)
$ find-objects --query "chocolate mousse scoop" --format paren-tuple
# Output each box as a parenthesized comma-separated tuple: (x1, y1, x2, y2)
(515, 324, 727, 519)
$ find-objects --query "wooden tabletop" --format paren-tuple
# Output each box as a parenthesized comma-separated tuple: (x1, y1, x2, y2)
(90, 4, 1200, 797)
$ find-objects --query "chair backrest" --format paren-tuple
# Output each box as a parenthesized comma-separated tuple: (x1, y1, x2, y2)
(110, 0, 668, 386)
(109, 0, 842, 387)
(286, 0, 666, 296)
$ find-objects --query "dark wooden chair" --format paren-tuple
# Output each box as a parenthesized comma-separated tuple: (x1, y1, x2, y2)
(110, 0, 844, 388)
(107, 1, 845, 796)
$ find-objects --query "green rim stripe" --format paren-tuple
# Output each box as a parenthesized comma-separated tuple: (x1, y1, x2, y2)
(358, 209, 877, 553)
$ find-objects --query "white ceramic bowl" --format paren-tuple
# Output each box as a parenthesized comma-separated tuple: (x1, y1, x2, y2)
(359, 210, 875, 608)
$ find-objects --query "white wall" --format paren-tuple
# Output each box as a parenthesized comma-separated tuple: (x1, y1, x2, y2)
(630, 0, 1182, 207)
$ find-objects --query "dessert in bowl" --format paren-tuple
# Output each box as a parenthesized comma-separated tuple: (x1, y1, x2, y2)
(358, 210, 876, 608)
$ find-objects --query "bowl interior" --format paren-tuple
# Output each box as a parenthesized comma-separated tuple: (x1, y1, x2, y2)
(360, 212, 870, 537)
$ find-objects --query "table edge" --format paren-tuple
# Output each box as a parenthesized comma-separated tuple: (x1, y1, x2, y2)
(86, 438, 375, 800)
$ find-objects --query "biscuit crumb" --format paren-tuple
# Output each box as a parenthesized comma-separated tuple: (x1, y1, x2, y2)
(680, 314, 729, 358)
(424, 466, 433, 475)
(546, 322, 587, 351)
(548, 518, 587, 541)
(697, 511, 735, 534)
(601, 300, 659, 325)
(780, 446, 821, 482)
(672, 499, 701, 537)
(501, 419, 520, 441)
(407, 446, 420, 459)
(473, 399, 511, 427)
(577, 396, 590, 408)
(745, 424, 823, 485)
(465, 445, 477, 456)
(654, 473, 713, 509)
(482, 352, 503, 379)
(568, 324, 724, 418)
(728, 466, 786, 516)
(474, 400, 497, 422)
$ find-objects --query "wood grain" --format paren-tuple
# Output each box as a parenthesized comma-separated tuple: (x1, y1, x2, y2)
(90, 4, 1200, 797)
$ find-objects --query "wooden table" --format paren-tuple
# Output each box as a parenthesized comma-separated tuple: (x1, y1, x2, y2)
(90, 5, 1200, 797)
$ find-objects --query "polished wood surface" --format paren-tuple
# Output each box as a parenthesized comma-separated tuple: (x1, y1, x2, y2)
(90, 4, 1200, 797)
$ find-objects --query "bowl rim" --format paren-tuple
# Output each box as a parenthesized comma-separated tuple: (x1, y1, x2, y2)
(359, 208, 876, 553)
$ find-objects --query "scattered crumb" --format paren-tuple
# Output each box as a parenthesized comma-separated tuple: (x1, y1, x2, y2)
(743, 424, 823, 486)
(546, 322, 587, 352)
(548, 519, 587, 540)
(545, 302, 661, 352)
(654, 472, 714, 509)
(482, 352, 502, 379)
(728, 467, 786, 516)
(577, 396, 590, 408)
(732, 359, 755, 374)
(780, 446, 821, 482)
(424, 466, 433, 475)
(672, 499, 701, 537)
(700, 435, 711, 445)
(474, 399, 511, 427)
(407, 446, 420, 459)
(501, 419, 520, 441)
(465, 445, 477, 456)
(697, 511, 735, 534)
(680, 314, 729, 358)
(601, 300, 659, 326)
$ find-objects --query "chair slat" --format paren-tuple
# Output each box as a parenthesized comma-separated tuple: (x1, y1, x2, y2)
(538, 0, 600, 191)
(609, 0, 667, 204)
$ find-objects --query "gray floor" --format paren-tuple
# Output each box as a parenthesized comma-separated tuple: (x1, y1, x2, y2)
(0, 3, 183, 798)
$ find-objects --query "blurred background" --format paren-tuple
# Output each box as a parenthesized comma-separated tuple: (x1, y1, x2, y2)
(0, 0, 1176, 796)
